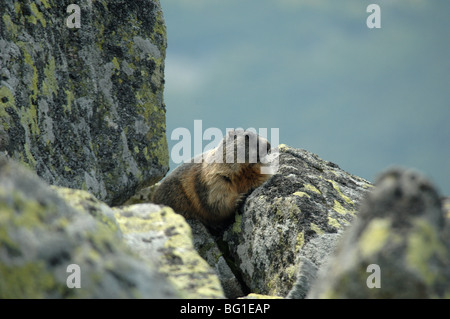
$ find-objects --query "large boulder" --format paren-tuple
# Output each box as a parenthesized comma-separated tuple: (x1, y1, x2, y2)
(114, 204, 226, 299)
(0, 158, 177, 298)
(307, 168, 450, 298)
(222, 144, 373, 297)
(0, 0, 169, 205)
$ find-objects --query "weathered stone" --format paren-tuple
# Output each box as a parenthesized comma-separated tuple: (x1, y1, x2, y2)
(0, 0, 169, 205)
(123, 183, 160, 206)
(223, 144, 372, 297)
(187, 219, 245, 298)
(239, 293, 283, 299)
(0, 158, 177, 298)
(308, 167, 450, 298)
(287, 233, 339, 299)
(52, 186, 122, 235)
(114, 203, 225, 299)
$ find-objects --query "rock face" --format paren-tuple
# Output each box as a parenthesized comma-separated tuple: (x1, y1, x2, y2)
(0, 0, 169, 205)
(222, 145, 373, 297)
(0, 158, 177, 298)
(2, 143, 449, 298)
(187, 219, 245, 299)
(308, 168, 450, 298)
(114, 204, 225, 299)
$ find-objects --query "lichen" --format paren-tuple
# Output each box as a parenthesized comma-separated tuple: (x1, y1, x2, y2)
(0, 86, 15, 130)
(406, 219, 447, 285)
(295, 231, 305, 253)
(52, 186, 120, 234)
(232, 213, 242, 234)
(328, 179, 354, 205)
(310, 222, 324, 235)
(29, 3, 47, 28)
(358, 218, 390, 258)
(41, 0, 51, 9)
(2, 14, 19, 37)
(114, 205, 224, 298)
(328, 215, 343, 229)
(43, 56, 57, 96)
(16, 42, 40, 137)
(304, 183, 321, 195)
(0, 262, 58, 298)
(112, 57, 121, 71)
(332, 199, 355, 216)
(293, 191, 310, 199)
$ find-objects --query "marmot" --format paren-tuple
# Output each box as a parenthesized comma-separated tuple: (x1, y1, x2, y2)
(152, 129, 273, 229)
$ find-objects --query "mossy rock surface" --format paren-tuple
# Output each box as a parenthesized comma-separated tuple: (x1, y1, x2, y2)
(223, 145, 372, 297)
(0, 0, 169, 205)
(114, 204, 226, 299)
(0, 158, 177, 298)
(308, 168, 450, 298)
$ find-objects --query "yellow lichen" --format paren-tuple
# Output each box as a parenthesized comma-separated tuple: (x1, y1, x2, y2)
(328, 180, 354, 205)
(232, 213, 242, 234)
(114, 205, 224, 298)
(29, 3, 46, 27)
(293, 191, 310, 199)
(295, 231, 305, 253)
(406, 219, 446, 285)
(359, 218, 390, 258)
(0, 86, 14, 130)
(43, 56, 57, 96)
(333, 199, 355, 216)
(112, 57, 120, 71)
(304, 183, 321, 195)
(328, 215, 344, 229)
(2, 14, 19, 36)
(310, 223, 324, 235)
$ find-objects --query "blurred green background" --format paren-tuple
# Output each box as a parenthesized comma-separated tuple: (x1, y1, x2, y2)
(160, 0, 450, 196)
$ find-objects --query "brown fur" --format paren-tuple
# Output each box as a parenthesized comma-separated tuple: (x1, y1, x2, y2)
(152, 130, 272, 229)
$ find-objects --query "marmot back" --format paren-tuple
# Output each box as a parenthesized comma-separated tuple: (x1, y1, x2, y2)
(152, 129, 273, 229)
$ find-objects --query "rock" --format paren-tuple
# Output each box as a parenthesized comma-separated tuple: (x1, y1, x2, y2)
(286, 233, 339, 299)
(187, 219, 245, 298)
(239, 293, 283, 299)
(52, 186, 121, 235)
(308, 167, 450, 298)
(114, 204, 225, 299)
(123, 183, 160, 206)
(223, 144, 372, 297)
(0, 158, 177, 298)
(0, 0, 169, 206)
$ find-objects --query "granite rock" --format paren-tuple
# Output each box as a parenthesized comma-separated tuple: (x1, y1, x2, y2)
(307, 167, 450, 298)
(0, 0, 169, 205)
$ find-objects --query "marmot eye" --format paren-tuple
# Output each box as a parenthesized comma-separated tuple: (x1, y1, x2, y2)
(222, 175, 232, 183)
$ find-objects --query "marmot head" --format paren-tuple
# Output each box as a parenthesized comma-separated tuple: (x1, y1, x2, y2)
(221, 129, 271, 164)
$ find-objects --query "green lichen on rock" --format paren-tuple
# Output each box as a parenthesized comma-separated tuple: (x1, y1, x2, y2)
(0, 158, 177, 298)
(308, 168, 450, 299)
(224, 145, 372, 297)
(114, 204, 225, 299)
(0, 0, 169, 206)
(51, 186, 121, 235)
